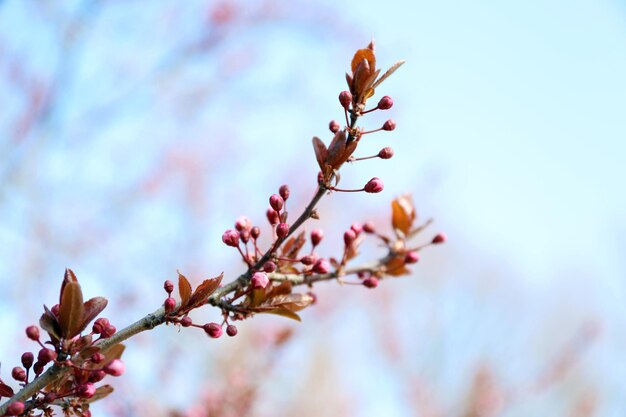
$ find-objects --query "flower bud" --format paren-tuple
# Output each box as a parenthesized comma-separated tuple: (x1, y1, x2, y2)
(378, 147, 394, 159)
(222, 229, 240, 247)
(311, 229, 324, 246)
(33, 361, 44, 375)
(363, 222, 376, 233)
(234, 216, 252, 231)
(363, 277, 379, 288)
(263, 261, 277, 273)
(92, 317, 110, 334)
(164, 297, 176, 313)
(103, 359, 125, 377)
(26, 325, 40, 341)
(276, 223, 289, 239)
(180, 316, 193, 327)
(226, 324, 238, 337)
(432, 233, 447, 244)
(239, 228, 250, 244)
(377, 96, 393, 110)
(364, 177, 384, 193)
(269, 194, 284, 212)
(163, 280, 174, 293)
(21, 352, 34, 369)
(344, 229, 357, 246)
(329, 120, 341, 133)
(77, 383, 96, 399)
(11, 367, 26, 382)
(101, 325, 116, 338)
(251, 226, 261, 239)
(312, 258, 331, 274)
(43, 392, 57, 403)
(382, 119, 396, 131)
(203, 322, 223, 339)
(307, 292, 318, 304)
(251, 272, 269, 289)
(91, 352, 105, 364)
(405, 251, 420, 264)
(266, 208, 280, 225)
(37, 348, 57, 364)
(51, 304, 60, 316)
(88, 370, 106, 383)
(350, 223, 363, 235)
(6, 401, 25, 416)
(279, 184, 290, 201)
(300, 255, 315, 266)
(339, 90, 352, 109)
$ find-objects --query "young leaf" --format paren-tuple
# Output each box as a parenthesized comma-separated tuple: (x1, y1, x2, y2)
(372, 60, 405, 89)
(282, 231, 306, 259)
(312, 136, 328, 173)
(327, 130, 347, 169)
(77, 297, 108, 336)
(351, 48, 376, 74)
(187, 273, 223, 310)
(59, 281, 85, 339)
(0, 383, 14, 397)
(391, 194, 416, 236)
(84, 385, 114, 403)
(384, 255, 411, 276)
(261, 307, 302, 322)
(59, 268, 78, 305)
(178, 272, 192, 307)
(100, 343, 126, 365)
(40, 306, 62, 341)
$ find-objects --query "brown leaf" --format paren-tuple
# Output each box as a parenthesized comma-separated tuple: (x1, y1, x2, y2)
(391, 194, 416, 237)
(384, 255, 411, 277)
(372, 60, 405, 89)
(327, 130, 347, 169)
(187, 273, 223, 310)
(77, 297, 108, 336)
(352, 58, 373, 103)
(264, 293, 315, 312)
(59, 281, 85, 339)
(312, 137, 328, 173)
(100, 343, 125, 365)
(59, 268, 78, 305)
(351, 48, 376, 74)
(260, 307, 302, 322)
(40, 306, 62, 341)
(335, 139, 358, 166)
(84, 385, 114, 403)
(282, 231, 306, 259)
(178, 272, 192, 307)
(357, 68, 380, 103)
(266, 281, 293, 299)
(0, 383, 14, 397)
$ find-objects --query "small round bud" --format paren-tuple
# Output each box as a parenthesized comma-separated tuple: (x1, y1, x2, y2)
(307, 292, 318, 304)
(51, 304, 60, 316)
(251, 226, 261, 239)
(164, 297, 176, 313)
(363, 277, 379, 288)
(266, 208, 280, 225)
(363, 222, 376, 233)
(88, 370, 106, 383)
(37, 348, 57, 364)
(103, 359, 125, 377)
(317, 171, 324, 184)
(226, 324, 238, 337)
(203, 322, 223, 339)
(405, 251, 420, 264)
(344, 229, 357, 246)
(180, 316, 193, 327)
(279, 184, 290, 201)
(21, 352, 34, 369)
(382, 119, 396, 131)
(263, 261, 276, 273)
(234, 216, 252, 231)
(26, 325, 40, 341)
(91, 352, 105, 364)
(33, 361, 44, 375)
(163, 280, 174, 293)
(101, 325, 116, 338)
(300, 255, 315, 266)
(364, 177, 384, 193)
(276, 223, 290, 239)
(251, 272, 269, 289)
(239, 229, 250, 244)
(311, 229, 324, 246)
(377, 96, 394, 110)
(378, 147, 394, 159)
(82, 410, 92, 417)
(432, 233, 447, 244)
(350, 223, 363, 235)
(43, 392, 57, 403)
(269, 194, 284, 212)
(92, 317, 110, 334)
(77, 383, 96, 399)
(312, 258, 331, 274)
(6, 401, 25, 416)
(11, 367, 26, 382)
(329, 120, 341, 133)
(222, 229, 240, 247)
(339, 90, 352, 109)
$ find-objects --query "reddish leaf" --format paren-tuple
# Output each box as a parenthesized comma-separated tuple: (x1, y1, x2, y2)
(59, 281, 85, 339)
(384, 255, 411, 276)
(178, 272, 192, 307)
(266, 281, 293, 299)
(100, 343, 125, 365)
(59, 268, 78, 305)
(84, 384, 114, 403)
(327, 130, 347, 169)
(0, 383, 14, 397)
(282, 231, 306, 259)
(187, 273, 223, 310)
(264, 293, 315, 312)
(351, 48, 376, 74)
(40, 306, 62, 341)
(260, 307, 301, 322)
(312, 136, 328, 173)
(391, 194, 416, 237)
(77, 297, 108, 336)
(372, 60, 406, 89)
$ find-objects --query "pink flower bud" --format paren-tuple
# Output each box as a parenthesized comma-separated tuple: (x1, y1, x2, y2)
(21, 352, 34, 369)
(101, 325, 116, 338)
(222, 229, 240, 247)
(26, 325, 40, 341)
(180, 316, 192, 327)
(364, 177, 384, 193)
(203, 322, 223, 339)
(269, 194, 284, 212)
(263, 261, 277, 273)
(276, 223, 290, 239)
(239, 229, 250, 243)
(12, 367, 26, 382)
(279, 184, 290, 201)
(382, 119, 396, 131)
(377, 96, 393, 110)
(6, 402, 25, 416)
(164, 297, 176, 313)
(300, 255, 315, 266)
(312, 259, 331, 274)
(92, 317, 109, 334)
(91, 352, 105, 364)
(405, 251, 420, 264)
(432, 233, 447, 244)
(234, 216, 252, 231)
(350, 223, 363, 235)
(311, 229, 324, 246)
(163, 280, 174, 293)
(51, 304, 60, 316)
(363, 277, 379, 288)
(33, 361, 44, 375)
(339, 90, 352, 109)
(329, 120, 341, 133)
(43, 392, 57, 403)
(77, 383, 96, 399)
(88, 370, 106, 383)
(378, 147, 394, 159)
(307, 292, 318, 304)
(251, 272, 269, 289)
(103, 359, 125, 377)
(37, 348, 56, 364)
(363, 222, 376, 233)
(251, 226, 261, 239)
(344, 229, 357, 246)
(226, 324, 238, 337)
(266, 208, 280, 225)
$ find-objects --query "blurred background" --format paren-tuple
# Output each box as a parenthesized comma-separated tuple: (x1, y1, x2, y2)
(1, 0, 625, 416)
